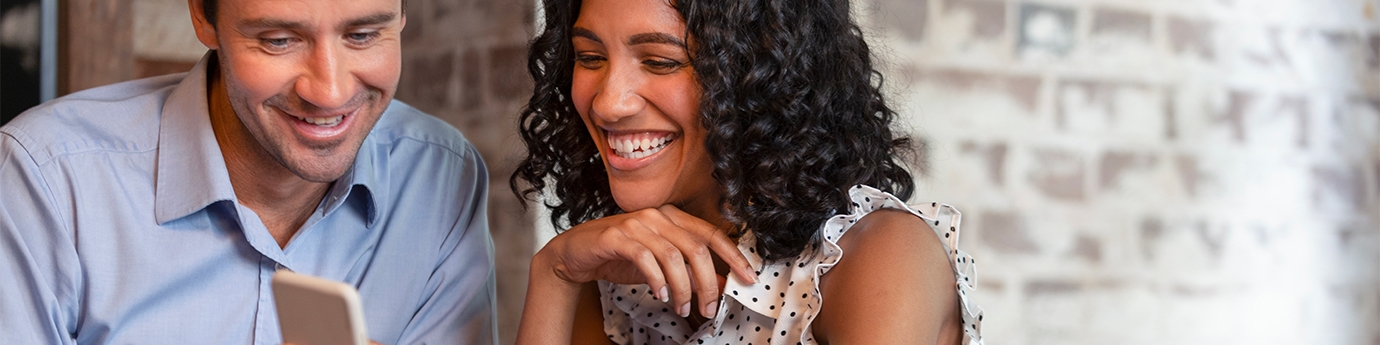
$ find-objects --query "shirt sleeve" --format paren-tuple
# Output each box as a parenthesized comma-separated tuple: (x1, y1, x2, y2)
(393, 144, 498, 345)
(0, 132, 80, 344)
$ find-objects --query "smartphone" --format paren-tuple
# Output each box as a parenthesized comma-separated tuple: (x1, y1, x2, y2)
(272, 270, 369, 345)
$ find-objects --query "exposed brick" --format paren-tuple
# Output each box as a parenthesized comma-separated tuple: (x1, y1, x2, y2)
(1273, 95, 1310, 149)
(1195, 222, 1225, 261)
(1028, 148, 1085, 201)
(1216, 90, 1255, 143)
(1165, 87, 1179, 140)
(1017, 3, 1077, 59)
(1368, 34, 1380, 70)
(1258, 27, 1293, 67)
(871, 0, 928, 41)
(979, 211, 1039, 254)
(1312, 165, 1366, 210)
(1025, 280, 1081, 296)
(1055, 80, 1157, 134)
(487, 44, 532, 103)
(1174, 154, 1210, 198)
(959, 141, 1007, 186)
(978, 279, 1005, 294)
(460, 48, 482, 110)
(1168, 16, 1215, 60)
(1140, 217, 1163, 261)
(1170, 283, 1221, 297)
(1098, 151, 1157, 191)
(944, 0, 1005, 39)
(1069, 235, 1102, 263)
(401, 5, 425, 42)
(398, 51, 456, 111)
(1092, 7, 1152, 42)
(910, 136, 932, 177)
(915, 68, 1041, 112)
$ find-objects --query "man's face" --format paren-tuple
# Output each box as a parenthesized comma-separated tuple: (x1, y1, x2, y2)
(192, 0, 405, 182)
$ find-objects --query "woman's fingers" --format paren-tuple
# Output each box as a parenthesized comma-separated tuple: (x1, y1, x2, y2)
(657, 205, 759, 284)
(553, 205, 758, 320)
(598, 226, 670, 298)
(636, 209, 725, 318)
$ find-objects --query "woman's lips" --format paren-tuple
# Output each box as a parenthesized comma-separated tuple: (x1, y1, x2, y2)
(604, 131, 677, 170)
(607, 131, 675, 159)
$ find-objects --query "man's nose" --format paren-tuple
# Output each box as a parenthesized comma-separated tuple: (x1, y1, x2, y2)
(294, 42, 358, 112)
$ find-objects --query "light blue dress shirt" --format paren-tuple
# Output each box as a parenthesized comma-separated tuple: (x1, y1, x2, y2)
(0, 54, 497, 345)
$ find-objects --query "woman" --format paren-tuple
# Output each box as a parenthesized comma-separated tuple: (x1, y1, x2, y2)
(511, 0, 984, 343)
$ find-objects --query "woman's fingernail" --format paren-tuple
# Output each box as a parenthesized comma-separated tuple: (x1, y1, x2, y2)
(660, 286, 669, 303)
(679, 302, 691, 317)
(702, 299, 718, 319)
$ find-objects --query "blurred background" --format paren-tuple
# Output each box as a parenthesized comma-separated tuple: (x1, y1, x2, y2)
(2, 0, 1376, 344)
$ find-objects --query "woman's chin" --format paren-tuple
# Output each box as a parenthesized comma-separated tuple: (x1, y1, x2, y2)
(609, 186, 672, 211)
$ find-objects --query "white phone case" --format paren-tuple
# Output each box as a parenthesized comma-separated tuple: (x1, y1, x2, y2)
(272, 270, 369, 345)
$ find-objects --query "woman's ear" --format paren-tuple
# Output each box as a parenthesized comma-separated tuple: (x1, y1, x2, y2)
(187, 0, 220, 50)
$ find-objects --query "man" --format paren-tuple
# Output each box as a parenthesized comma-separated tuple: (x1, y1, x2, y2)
(0, 0, 497, 343)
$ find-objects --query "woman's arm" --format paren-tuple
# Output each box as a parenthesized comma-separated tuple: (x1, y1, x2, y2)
(516, 206, 757, 345)
(814, 209, 964, 345)
(517, 252, 594, 344)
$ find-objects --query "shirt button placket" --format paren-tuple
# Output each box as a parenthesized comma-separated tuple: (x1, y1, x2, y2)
(254, 255, 279, 345)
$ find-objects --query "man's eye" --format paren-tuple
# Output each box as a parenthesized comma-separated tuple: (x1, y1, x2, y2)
(347, 32, 380, 44)
(261, 38, 292, 49)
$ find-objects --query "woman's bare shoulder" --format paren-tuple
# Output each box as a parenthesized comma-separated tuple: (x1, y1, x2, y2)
(814, 208, 964, 344)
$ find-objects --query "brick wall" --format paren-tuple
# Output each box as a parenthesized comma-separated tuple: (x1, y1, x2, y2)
(393, 1, 535, 344)
(861, 0, 1380, 344)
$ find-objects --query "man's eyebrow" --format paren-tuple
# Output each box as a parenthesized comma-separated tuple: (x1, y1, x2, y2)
(628, 33, 685, 48)
(571, 27, 602, 44)
(238, 18, 307, 31)
(234, 12, 398, 32)
(344, 12, 398, 28)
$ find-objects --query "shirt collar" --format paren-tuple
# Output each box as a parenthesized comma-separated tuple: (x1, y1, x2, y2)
(154, 53, 238, 225)
(322, 136, 383, 227)
(154, 52, 384, 226)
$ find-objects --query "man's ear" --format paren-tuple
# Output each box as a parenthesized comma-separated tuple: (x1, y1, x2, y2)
(187, 0, 219, 50)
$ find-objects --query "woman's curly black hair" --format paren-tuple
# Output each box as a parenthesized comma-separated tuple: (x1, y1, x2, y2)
(511, 0, 915, 262)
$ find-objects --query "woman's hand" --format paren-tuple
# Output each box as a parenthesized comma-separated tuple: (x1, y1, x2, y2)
(534, 204, 757, 318)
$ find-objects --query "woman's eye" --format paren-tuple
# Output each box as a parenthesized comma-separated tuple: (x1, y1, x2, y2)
(575, 54, 606, 68)
(643, 59, 685, 72)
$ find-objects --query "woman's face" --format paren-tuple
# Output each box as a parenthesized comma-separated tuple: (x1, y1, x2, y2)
(570, 0, 720, 219)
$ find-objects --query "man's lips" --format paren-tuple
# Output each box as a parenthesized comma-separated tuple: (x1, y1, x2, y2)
(278, 106, 361, 140)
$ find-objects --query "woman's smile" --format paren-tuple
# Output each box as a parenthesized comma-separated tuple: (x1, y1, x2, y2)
(603, 130, 677, 168)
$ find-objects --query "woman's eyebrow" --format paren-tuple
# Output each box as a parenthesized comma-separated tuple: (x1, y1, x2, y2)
(628, 32, 685, 48)
(572, 27, 602, 43)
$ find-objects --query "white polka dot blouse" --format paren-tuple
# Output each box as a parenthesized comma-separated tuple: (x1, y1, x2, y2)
(598, 185, 985, 345)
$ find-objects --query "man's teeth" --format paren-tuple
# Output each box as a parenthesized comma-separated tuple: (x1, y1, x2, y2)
(608, 136, 671, 159)
(295, 115, 344, 127)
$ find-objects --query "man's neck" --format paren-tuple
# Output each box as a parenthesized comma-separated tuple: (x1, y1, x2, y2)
(206, 60, 331, 249)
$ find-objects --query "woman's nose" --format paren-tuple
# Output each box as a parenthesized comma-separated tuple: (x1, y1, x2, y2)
(588, 63, 646, 122)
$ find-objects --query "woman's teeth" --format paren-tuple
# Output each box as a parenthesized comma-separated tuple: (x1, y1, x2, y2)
(295, 115, 344, 127)
(608, 135, 671, 159)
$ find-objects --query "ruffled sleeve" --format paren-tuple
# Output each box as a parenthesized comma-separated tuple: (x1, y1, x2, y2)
(817, 185, 986, 344)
